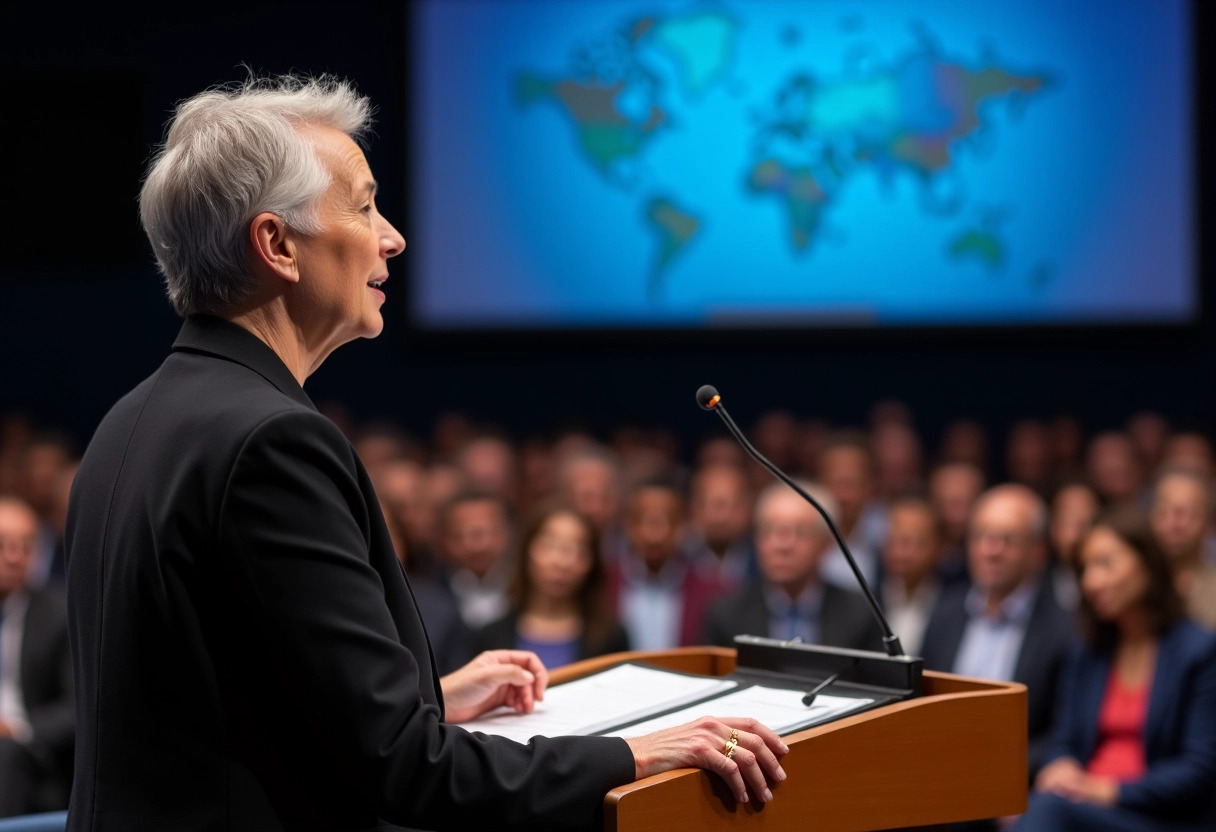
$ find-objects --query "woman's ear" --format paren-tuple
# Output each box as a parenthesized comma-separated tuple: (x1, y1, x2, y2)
(249, 212, 301, 284)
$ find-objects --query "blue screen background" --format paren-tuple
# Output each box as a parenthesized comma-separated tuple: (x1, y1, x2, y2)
(411, 0, 1193, 329)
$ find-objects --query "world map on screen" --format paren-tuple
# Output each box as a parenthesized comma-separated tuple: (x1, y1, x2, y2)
(413, 1, 1192, 327)
(515, 9, 1049, 300)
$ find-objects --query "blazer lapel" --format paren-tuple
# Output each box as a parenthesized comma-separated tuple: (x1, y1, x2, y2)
(171, 314, 317, 411)
(1078, 647, 1111, 760)
(1143, 625, 1179, 759)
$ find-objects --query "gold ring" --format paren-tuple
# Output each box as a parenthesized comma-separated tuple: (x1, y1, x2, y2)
(722, 729, 740, 758)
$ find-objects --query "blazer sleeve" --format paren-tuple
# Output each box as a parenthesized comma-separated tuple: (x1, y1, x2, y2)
(1117, 632, 1216, 815)
(219, 410, 635, 830)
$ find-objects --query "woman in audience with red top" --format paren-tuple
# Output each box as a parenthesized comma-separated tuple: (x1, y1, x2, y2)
(473, 502, 629, 669)
(1017, 508, 1216, 831)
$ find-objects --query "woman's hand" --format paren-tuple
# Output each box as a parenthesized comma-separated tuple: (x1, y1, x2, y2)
(1035, 757, 1085, 794)
(440, 650, 549, 724)
(624, 716, 790, 805)
(1036, 758, 1118, 807)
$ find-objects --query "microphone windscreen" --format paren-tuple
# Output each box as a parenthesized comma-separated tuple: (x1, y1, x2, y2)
(696, 385, 721, 411)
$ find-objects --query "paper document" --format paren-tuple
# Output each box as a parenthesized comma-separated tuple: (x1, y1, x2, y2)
(602, 684, 875, 738)
(459, 663, 738, 743)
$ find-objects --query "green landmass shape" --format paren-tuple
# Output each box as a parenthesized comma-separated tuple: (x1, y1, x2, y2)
(767, 54, 1048, 180)
(746, 159, 831, 252)
(645, 197, 702, 298)
(648, 11, 737, 95)
(515, 75, 666, 174)
(948, 228, 1005, 270)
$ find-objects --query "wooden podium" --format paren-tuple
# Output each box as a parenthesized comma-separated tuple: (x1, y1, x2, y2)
(550, 647, 1027, 832)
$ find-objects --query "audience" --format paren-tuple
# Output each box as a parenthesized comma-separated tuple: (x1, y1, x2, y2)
(1150, 468, 1216, 629)
(1047, 481, 1101, 611)
(1087, 432, 1144, 509)
(1126, 411, 1170, 477)
(16, 433, 75, 588)
(928, 461, 986, 586)
(879, 496, 943, 657)
(473, 503, 628, 668)
(0, 497, 73, 818)
(920, 484, 1073, 777)
(871, 421, 925, 501)
(556, 445, 626, 559)
(3, 400, 1216, 820)
(686, 463, 756, 589)
(938, 418, 990, 473)
(437, 492, 515, 629)
(1006, 420, 1054, 498)
(455, 434, 519, 509)
(608, 480, 723, 650)
(816, 432, 887, 591)
(1018, 509, 1216, 831)
(703, 481, 884, 651)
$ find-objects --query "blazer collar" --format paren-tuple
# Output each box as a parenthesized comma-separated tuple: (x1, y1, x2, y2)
(172, 314, 316, 411)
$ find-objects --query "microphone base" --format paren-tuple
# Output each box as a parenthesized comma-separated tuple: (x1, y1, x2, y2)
(732, 635, 924, 699)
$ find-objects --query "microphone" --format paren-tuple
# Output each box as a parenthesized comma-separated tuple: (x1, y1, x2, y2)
(696, 384, 906, 657)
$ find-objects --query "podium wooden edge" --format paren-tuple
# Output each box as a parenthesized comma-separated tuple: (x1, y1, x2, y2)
(548, 647, 1028, 832)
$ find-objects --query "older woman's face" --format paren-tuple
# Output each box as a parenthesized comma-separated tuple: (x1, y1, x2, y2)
(291, 125, 406, 346)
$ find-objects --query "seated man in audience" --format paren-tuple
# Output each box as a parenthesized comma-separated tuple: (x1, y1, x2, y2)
(1086, 432, 1144, 509)
(879, 495, 943, 657)
(816, 433, 888, 591)
(0, 496, 73, 817)
(608, 480, 723, 650)
(17, 433, 76, 588)
(437, 491, 515, 629)
(687, 463, 756, 589)
(556, 445, 626, 561)
(703, 481, 884, 652)
(1159, 430, 1214, 481)
(928, 461, 985, 586)
(920, 484, 1073, 778)
(455, 434, 519, 511)
(1150, 468, 1216, 629)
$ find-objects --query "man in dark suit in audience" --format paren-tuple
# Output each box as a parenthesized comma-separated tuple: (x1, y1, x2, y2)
(920, 484, 1073, 778)
(704, 480, 885, 651)
(0, 496, 73, 817)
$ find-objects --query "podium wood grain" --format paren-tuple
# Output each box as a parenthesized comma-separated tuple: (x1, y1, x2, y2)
(549, 647, 1028, 832)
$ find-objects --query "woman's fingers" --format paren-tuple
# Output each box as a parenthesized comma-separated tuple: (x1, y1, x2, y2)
(722, 717, 789, 784)
(625, 716, 788, 805)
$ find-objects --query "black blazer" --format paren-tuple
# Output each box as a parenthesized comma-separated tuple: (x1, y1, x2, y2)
(919, 577, 1074, 776)
(701, 581, 886, 652)
(65, 316, 634, 832)
(473, 612, 631, 662)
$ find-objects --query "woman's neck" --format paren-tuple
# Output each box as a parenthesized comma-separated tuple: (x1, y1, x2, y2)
(1115, 606, 1155, 644)
(524, 595, 579, 620)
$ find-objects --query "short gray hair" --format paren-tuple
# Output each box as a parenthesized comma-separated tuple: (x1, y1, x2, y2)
(139, 74, 373, 316)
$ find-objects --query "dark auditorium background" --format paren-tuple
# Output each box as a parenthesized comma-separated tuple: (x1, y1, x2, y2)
(1, 1, 1214, 459)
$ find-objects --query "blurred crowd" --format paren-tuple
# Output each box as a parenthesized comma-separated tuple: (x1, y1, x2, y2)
(1, 402, 1214, 825)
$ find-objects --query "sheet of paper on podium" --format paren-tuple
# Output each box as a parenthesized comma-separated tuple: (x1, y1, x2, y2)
(459, 663, 738, 743)
(602, 684, 875, 738)
(458, 662, 878, 743)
